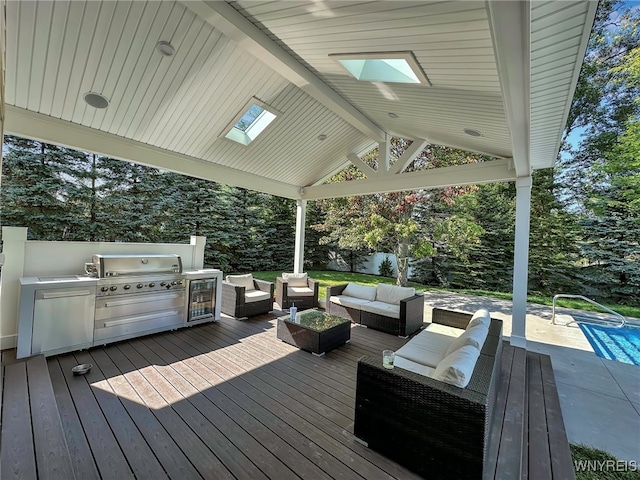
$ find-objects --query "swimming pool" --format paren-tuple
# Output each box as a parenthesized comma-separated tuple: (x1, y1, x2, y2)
(579, 323, 640, 366)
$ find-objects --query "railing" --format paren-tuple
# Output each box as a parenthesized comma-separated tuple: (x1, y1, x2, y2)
(551, 294, 626, 328)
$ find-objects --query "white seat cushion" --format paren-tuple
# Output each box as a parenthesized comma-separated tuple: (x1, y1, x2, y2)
(375, 283, 416, 305)
(330, 295, 372, 309)
(245, 289, 271, 303)
(282, 272, 308, 287)
(395, 328, 457, 368)
(433, 345, 480, 388)
(360, 301, 400, 319)
(468, 309, 491, 328)
(445, 323, 489, 356)
(342, 282, 377, 301)
(394, 356, 436, 377)
(226, 274, 255, 291)
(424, 322, 465, 337)
(288, 286, 314, 297)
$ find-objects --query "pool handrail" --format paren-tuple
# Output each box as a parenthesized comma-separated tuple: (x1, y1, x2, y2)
(551, 294, 626, 328)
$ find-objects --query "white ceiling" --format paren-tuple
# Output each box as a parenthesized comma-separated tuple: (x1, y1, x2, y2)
(2, 0, 597, 199)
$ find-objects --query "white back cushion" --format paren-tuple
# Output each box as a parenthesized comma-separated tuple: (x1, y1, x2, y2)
(433, 345, 480, 388)
(342, 282, 377, 301)
(468, 309, 491, 328)
(226, 274, 255, 291)
(376, 283, 415, 305)
(445, 323, 489, 356)
(282, 272, 308, 287)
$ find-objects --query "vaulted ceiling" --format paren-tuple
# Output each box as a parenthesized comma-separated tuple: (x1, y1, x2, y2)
(2, 1, 597, 199)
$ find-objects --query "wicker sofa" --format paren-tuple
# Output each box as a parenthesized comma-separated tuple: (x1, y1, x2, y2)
(326, 282, 424, 337)
(354, 308, 503, 480)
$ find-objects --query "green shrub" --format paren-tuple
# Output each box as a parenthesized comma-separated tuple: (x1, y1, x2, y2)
(378, 256, 394, 278)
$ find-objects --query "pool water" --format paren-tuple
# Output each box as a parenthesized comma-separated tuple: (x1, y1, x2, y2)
(578, 323, 640, 366)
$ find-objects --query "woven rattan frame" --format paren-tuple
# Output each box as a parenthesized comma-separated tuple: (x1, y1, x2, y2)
(354, 310, 503, 479)
(221, 278, 274, 318)
(326, 283, 424, 336)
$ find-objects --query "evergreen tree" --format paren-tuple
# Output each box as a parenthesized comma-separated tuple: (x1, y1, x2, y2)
(261, 195, 296, 271)
(1, 136, 84, 240)
(527, 169, 581, 295)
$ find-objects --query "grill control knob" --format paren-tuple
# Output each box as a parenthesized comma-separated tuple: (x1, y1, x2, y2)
(110, 286, 117, 291)
(101, 286, 109, 292)
(171, 281, 177, 286)
(137, 284, 143, 289)
(160, 282, 167, 287)
(123, 285, 131, 290)
(177, 280, 183, 286)
(149, 282, 155, 288)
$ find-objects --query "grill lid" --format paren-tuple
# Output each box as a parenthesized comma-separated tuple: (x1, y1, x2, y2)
(91, 254, 182, 278)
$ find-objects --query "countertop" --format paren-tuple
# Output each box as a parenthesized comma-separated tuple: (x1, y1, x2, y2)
(20, 275, 99, 287)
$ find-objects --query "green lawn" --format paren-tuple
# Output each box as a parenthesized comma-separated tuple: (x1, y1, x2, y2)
(571, 444, 640, 479)
(251, 270, 640, 319)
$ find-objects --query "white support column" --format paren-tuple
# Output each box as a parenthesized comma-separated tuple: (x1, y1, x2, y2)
(294, 199, 307, 273)
(0, 227, 28, 350)
(379, 134, 390, 173)
(511, 176, 532, 348)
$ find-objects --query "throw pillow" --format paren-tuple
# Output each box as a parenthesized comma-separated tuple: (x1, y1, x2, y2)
(467, 308, 491, 329)
(282, 272, 308, 287)
(445, 323, 489, 356)
(375, 283, 415, 305)
(226, 274, 255, 291)
(342, 282, 377, 301)
(433, 345, 480, 388)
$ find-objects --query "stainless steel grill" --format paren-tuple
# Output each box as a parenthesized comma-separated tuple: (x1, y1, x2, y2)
(91, 254, 186, 345)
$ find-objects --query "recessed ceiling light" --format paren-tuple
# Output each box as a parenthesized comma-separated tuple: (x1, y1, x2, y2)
(388, 112, 398, 118)
(329, 51, 431, 85)
(464, 128, 483, 137)
(318, 134, 327, 141)
(83, 92, 109, 109)
(156, 41, 175, 57)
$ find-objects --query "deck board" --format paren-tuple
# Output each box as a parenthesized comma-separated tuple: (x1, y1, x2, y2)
(26, 356, 76, 480)
(1, 362, 37, 480)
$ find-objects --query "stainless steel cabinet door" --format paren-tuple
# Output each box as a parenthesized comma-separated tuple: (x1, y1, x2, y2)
(32, 288, 96, 355)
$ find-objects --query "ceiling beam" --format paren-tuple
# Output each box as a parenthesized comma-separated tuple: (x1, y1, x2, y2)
(486, 1, 530, 177)
(302, 159, 516, 200)
(347, 153, 377, 177)
(388, 139, 429, 175)
(4, 106, 301, 199)
(181, 0, 386, 143)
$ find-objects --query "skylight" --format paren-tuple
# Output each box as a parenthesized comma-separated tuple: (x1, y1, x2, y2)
(224, 100, 278, 146)
(330, 52, 430, 85)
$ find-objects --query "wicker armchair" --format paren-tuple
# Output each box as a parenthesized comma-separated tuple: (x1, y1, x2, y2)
(354, 308, 503, 480)
(221, 274, 274, 318)
(275, 273, 319, 310)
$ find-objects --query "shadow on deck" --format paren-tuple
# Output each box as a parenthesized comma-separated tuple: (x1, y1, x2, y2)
(1, 312, 574, 479)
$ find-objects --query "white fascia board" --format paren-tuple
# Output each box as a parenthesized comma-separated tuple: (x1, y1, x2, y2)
(4, 106, 300, 199)
(181, 0, 385, 143)
(487, 1, 530, 177)
(302, 159, 516, 200)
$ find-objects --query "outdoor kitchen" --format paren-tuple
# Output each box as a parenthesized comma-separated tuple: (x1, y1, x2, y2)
(0, 227, 222, 356)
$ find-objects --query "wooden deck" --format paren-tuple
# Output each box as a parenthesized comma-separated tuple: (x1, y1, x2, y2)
(1, 313, 574, 479)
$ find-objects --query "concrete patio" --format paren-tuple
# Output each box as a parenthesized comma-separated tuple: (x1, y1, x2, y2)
(422, 291, 640, 463)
